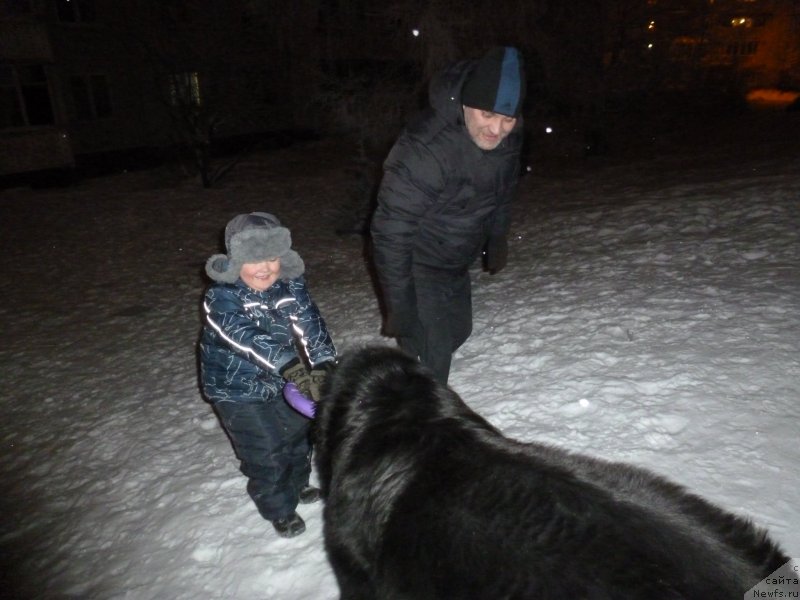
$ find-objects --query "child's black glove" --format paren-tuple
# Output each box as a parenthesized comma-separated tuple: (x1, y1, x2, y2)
(309, 361, 336, 401)
(281, 358, 315, 400)
(282, 358, 334, 402)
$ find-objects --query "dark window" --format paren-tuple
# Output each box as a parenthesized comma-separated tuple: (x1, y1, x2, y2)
(90, 75, 111, 117)
(19, 66, 54, 125)
(0, 66, 25, 128)
(1, 65, 55, 128)
(1, 0, 33, 16)
(69, 76, 92, 120)
(69, 73, 112, 120)
(160, 0, 189, 27)
(55, 0, 95, 23)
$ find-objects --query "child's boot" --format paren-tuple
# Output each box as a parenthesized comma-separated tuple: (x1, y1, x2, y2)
(299, 485, 321, 504)
(271, 512, 305, 538)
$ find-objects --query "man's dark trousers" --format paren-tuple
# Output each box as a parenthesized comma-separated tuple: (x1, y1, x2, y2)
(399, 267, 472, 385)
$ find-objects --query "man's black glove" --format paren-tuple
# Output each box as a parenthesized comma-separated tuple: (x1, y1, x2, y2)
(280, 358, 315, 400)
(484, 235, 508, 274)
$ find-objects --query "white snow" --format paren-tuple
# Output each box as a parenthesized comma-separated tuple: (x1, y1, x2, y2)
(1, 110, 798, 599)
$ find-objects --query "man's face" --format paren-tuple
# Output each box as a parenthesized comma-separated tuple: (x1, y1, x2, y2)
(463, 106, 517, 150)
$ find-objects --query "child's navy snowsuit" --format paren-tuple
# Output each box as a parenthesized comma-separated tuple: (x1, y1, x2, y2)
(199, 276, 335, 520)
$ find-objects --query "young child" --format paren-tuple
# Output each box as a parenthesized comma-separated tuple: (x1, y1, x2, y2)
(199, 212, 336, 538)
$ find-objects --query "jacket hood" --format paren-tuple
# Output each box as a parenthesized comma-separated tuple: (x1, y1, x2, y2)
(428, 59, 473, 126)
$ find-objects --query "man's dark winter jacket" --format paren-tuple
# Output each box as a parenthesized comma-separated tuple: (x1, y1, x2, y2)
(199, 277, 336, 403)
(370, 58, 523, 322)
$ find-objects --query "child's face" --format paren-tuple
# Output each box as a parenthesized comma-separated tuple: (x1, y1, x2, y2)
(240, 258, 281, 291)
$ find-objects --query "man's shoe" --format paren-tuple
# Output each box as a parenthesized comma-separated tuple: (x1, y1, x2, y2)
(271, 512, 306, 538)
(299, 485, 321, 505)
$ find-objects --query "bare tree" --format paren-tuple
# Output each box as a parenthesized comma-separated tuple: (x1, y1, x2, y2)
(117, 0, 281, 187)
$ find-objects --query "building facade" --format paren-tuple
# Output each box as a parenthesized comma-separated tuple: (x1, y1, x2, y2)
(2, 0, 798, 178)
(1, 0, 291, 178)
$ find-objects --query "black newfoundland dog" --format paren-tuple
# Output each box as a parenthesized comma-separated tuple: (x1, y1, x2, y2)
(314, 347, 788, 600)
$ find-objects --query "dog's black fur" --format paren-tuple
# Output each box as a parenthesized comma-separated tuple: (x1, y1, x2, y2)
(314, 347, 788, 600)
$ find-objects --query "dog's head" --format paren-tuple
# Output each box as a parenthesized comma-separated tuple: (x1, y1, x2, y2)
(314, 346, 493, 494)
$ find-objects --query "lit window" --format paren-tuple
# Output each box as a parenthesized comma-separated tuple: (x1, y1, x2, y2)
(169, 72, 201, 107)
(731, 17, 753, 27)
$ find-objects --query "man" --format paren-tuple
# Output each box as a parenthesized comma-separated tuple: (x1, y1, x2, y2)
(371, 46, 525, 384)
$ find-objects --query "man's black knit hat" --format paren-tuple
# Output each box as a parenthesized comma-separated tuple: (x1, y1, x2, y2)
(461, 46, 525, 118)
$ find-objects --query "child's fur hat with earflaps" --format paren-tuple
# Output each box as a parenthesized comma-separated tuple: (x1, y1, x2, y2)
(205, 212, 305, 284)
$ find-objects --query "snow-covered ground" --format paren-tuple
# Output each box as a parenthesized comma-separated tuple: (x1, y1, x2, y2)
(1, 109, 798, 599)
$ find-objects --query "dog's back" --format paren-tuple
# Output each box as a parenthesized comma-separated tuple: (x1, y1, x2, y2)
(316, 347, 789, 599)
